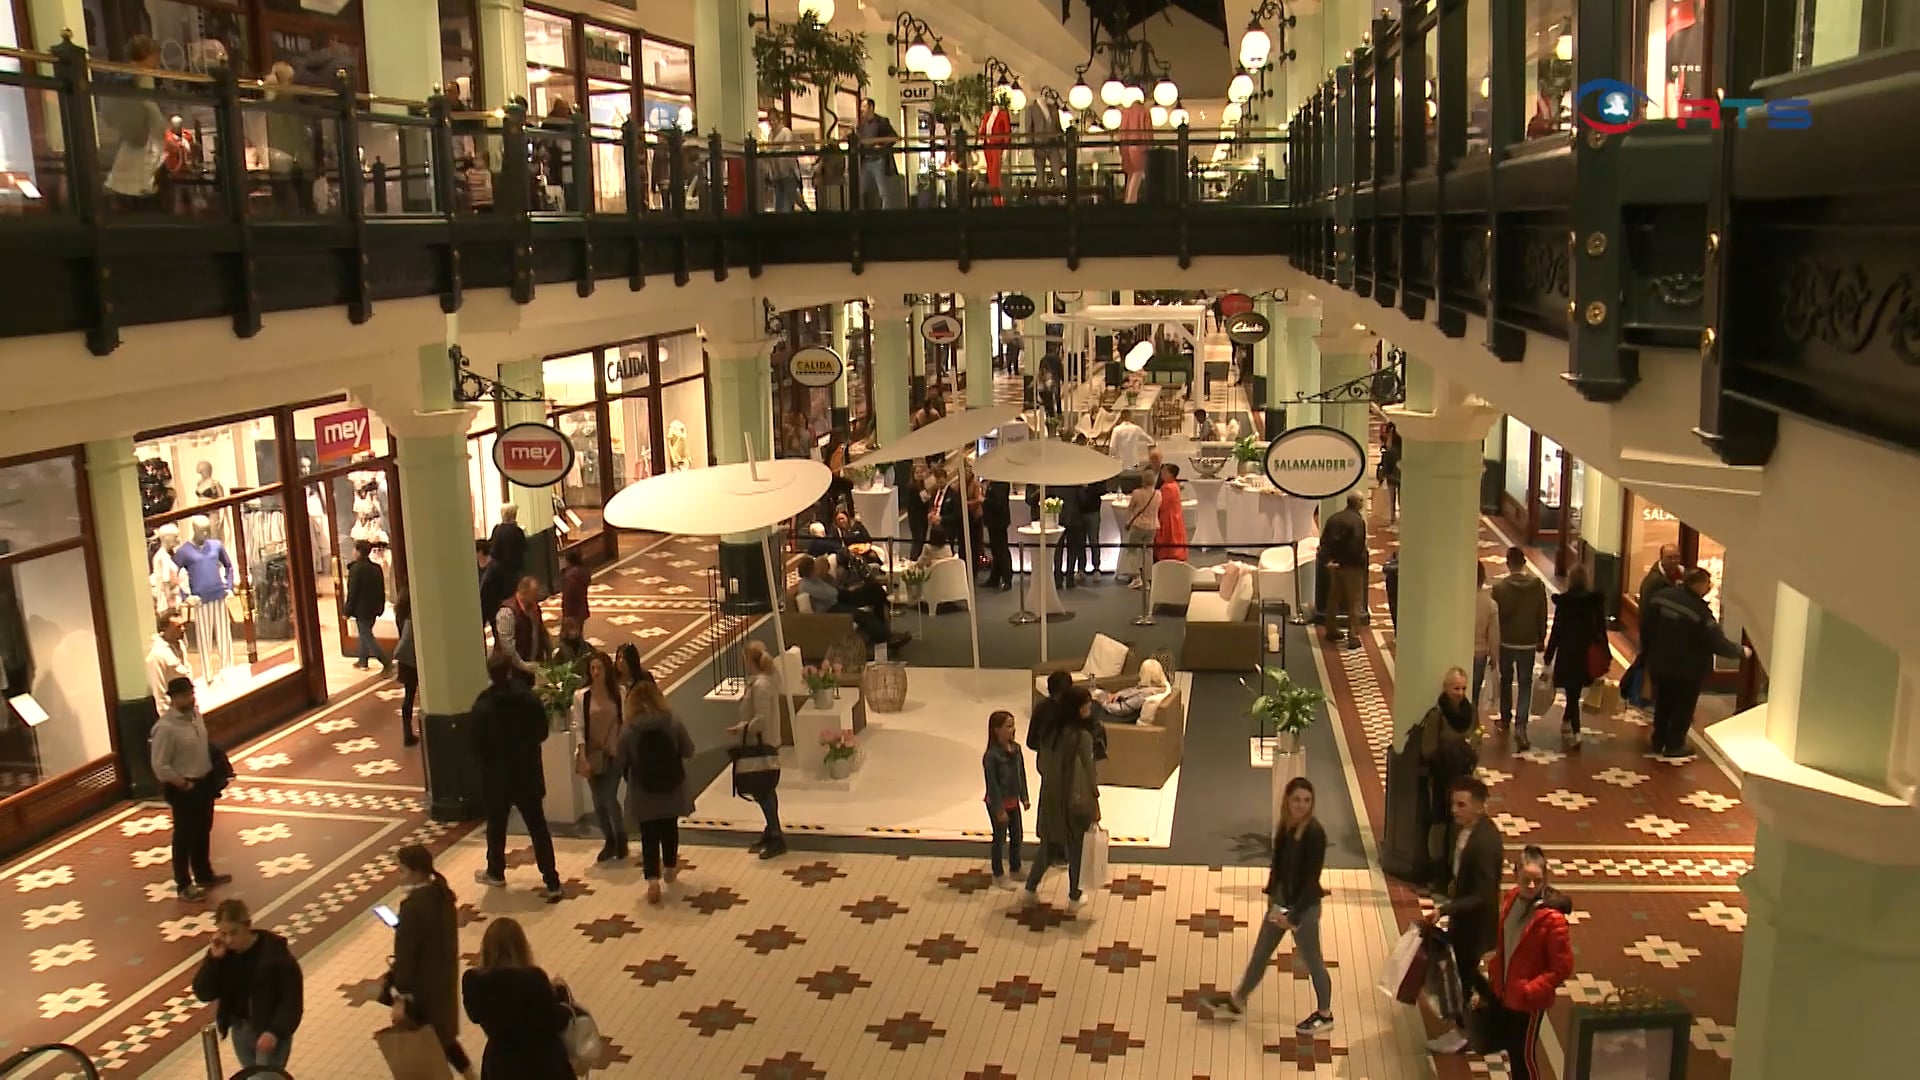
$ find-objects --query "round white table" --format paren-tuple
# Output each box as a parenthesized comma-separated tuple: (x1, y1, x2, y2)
(1223, 480, 1317, 547)
(1187, 477, 1227, 550)
(851, 484, 898, 544)
(1015, 523, 1068, 621)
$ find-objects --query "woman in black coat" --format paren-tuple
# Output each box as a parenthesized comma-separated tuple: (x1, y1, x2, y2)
(462, 918, 573, 1080)
(1543, 564, 1609, 747)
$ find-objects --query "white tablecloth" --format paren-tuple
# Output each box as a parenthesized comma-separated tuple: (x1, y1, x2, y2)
(1222, 481, 1317, 545)
(1016, 524, 1067, 615)
(1188, 477, 1228, 549)
(852, 484, 898, 541)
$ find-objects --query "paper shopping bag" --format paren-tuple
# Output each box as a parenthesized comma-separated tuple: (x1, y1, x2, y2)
(1377, 927, 1429, 1005)
(1081, 825, 1111, 889)
(1582, 678, 1621, 715)
(1530, 674, 1555, 717)
(375, 1024, 452, 1080)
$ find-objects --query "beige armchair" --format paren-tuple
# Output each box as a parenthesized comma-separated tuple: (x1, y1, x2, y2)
(780, 588, 855, 663)
(1100, 685, 1186, 789)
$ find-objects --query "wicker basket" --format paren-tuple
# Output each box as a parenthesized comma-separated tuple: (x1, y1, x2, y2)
(863, 661, 909, 713)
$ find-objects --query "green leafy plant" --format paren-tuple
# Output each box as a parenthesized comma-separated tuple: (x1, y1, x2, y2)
(928, 73, 996, 129)
(1243, 666, 1326, 737)
(1231, 433, 1265, 462)
(1041, 497, 1065, 516)
(536, 658, 587, 723)
(819, 726, 859, 764)
(848, 463, 878, 488)
(754, 13, 868, 129)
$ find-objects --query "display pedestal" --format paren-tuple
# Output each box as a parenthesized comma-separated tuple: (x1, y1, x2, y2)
(719, 535, 778, 615)
(539, 724, 594, 834)
(1188, 477, 1227, 548)
(797, 692, 867, 736)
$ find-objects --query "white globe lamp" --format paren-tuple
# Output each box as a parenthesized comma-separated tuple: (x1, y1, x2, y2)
(1124, 340, 1154, 371)
(1238, 24, 1272, 70)
(798, 0, 834, 23)
(904, 36, 931, 73)
(1100, 78, 1126, 107)
(1101, 106, 1122, 129)
(1222, 100, 1243, 126)
(1068, 80, 1094, 111)
(1150, 104, 1168, 126)
(1228, 72, 1255, 103)
(1008, 84, 1027, 111)
(925, 48, 952, 82)
(1153, 78, 1180, 108)
(1169, 106, 1189, 127)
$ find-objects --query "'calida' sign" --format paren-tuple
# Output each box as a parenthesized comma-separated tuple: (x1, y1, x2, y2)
(1263, 425, 1366, 500)
(788, 346, 844, 388)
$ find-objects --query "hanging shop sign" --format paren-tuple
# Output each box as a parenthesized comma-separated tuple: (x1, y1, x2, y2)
(313, 407, 371, 465)
(1225, 311, 1271, 345)
(1264, 425, 1367, 500)
(899, 80, 935, 104)
(494, 422, 576, 488)
(1220, 291, 1254, 317)
(1001, 293, 1037, 320)
(788, 346, 845, 388)
(920, 313, 963, 346)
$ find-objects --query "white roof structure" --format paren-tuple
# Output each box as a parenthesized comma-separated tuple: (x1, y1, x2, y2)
(1058, 304, 1209, 349)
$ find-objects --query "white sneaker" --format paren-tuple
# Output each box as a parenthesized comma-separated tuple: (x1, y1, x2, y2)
(992, 875, 1017, 891)
(1426, 1029, 1468, 1054)
(472, 869, 505, 888)
(1020, 889, 1040, 908)
(1068, 893, 1086, 911)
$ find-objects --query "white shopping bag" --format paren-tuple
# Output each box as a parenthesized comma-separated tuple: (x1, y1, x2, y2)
(1376, 926, 1428, 1004)
(1529, 674, 1555, 717)
(1082, 824, 1111, 889)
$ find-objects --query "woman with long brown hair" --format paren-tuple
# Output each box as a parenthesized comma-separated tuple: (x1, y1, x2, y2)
(574, 651, 628, 864)
(1211, 776, 1334, 1034)
(461, 919, 573, 1079)
(619, 670, 696, 905)
(389, 845, 467, 1073)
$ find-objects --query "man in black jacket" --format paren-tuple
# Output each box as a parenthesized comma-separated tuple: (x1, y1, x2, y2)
(344, 539, 390, 674)
(1319, 491, 1370, 648)
(470, 661, 563, 898)
(1642, 568, 1749, 758)
(983, 480, 1013, 589)
(487, 504, 528, 584)
(192, 897, 303, 1071)
(1425, 776, 1503, 1054)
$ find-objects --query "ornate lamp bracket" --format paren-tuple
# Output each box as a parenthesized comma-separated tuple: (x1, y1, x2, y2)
(451, 345, 545, 404)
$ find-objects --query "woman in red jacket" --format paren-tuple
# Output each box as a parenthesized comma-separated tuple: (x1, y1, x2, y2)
(1153, 464, 1188, 563)
(1483, 845, 1574, 1080)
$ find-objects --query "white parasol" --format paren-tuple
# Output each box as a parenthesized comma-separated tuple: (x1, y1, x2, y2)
(853, 404, 1024, 670)
(972, 439, 1123, 662)
(603, 445, 832, 667)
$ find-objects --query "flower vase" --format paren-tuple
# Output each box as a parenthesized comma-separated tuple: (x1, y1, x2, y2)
(1041, 512, 1058, 531)
(811, 688, 833, 710)
(827, 756, 853, 780)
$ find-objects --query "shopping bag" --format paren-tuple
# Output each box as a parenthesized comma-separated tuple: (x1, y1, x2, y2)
(1529, 674, 1554, 716)
(375, 1024, 452, 1080)
(1582, 678, 1621, 715)
(1376, 926, 1429, 1004)
(1081, 825, 1111, 888)
(563, 1000, 603, 1072)
(1424, 929, 1465, 1022)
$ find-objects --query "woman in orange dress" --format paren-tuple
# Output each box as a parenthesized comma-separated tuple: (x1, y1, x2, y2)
(1153, 463, 1188, 563)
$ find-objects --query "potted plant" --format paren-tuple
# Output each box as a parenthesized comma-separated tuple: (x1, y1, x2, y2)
(1244, 665, 1326, 832)
(536, 658, 587, 732)
(900, 564, 931, 603)
(802, 661, 840, 709)
(819, 726, 859, 779)
(848, 463, 879, 490)
(753, 12, 866, 209)
(1231, 433, 1265, 477)
(1040, 496, 1064, 529)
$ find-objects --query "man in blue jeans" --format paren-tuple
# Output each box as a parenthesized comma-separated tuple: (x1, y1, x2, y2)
(1490, 547, 1548, 750)
(856, 97, 900, 209)
(191, 898, 304, 1071)
(343, 539, 391, 674)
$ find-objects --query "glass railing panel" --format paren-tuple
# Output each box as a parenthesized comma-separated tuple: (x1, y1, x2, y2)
(1639, 0, 1708, 118)
(1519, 0, 1576, 142)
(238, 92, 343, 219)
(358, 115, 438, 215)
(448, 116, 502, 215)
(0, 71, 72, 215)
(92, 72, 227, 219)
(1467, 0, 1492, 152)
(525, 123, 577, 214)
(586, 123, 626, 214)
(1424, 11, 1441, 168)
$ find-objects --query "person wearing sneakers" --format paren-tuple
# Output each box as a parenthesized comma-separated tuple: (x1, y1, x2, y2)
(1482, 846, 1574, 1080)
(982, 710, 1030, 890)
(471, 661, 563, 900)
(1490, 547, 1548, 749)
(1022, 688, 1100, 909)
(1211, 776, 1334, 1035)
(619, 672, 695, 905)
(151, 676, 232, 901)
(1424, 776, 1504, 1055)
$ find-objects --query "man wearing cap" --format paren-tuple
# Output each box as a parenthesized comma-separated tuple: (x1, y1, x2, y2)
(151, 677, 229, 901)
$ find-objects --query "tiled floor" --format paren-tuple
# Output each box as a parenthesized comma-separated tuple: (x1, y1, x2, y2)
(146, 839, 1434, 1080)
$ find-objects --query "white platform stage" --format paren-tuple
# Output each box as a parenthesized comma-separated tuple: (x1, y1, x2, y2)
(689, 666, 1183, 847)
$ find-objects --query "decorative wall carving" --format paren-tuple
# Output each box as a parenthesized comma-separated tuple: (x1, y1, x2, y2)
(1778, 260, 1920, 364)
(1518, 237, 1571, 299)
(1648, 272, 1705, 309)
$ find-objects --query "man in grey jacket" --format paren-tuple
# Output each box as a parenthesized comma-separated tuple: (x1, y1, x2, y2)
(151, 677, 230, 900)
(1490, 547, 1548, 750)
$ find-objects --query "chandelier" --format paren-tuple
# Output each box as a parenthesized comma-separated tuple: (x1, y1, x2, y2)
(1067, 17, 1179, 119)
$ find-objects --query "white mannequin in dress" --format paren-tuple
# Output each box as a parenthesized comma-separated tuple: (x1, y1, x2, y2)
(151, 523, 186, 613)
(667, 420, 690, 472)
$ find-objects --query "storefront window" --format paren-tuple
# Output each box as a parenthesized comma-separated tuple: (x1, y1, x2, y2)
(1625, 493, 1682, 600)
(291, 401, 388, 474)
(607, 394, 654, 482)
(1538, 435, 1567, 531)
(1467, 0, 1490, 150)
(542, 352, 599, 408)
(1796, 0, 1918, 68)
(1503, 415, 1532, 506)
(0, 455, 84, 552)
(642, 37, 691, 94)
(1518, 2, 1575, 141)
(0, 546, 110, 798)
(267, 25, 360, 87)
(83, 0, 251, 72)
(1696, 531, 1726, 616)
(525, 8, 573, 71)
(1643, 0, 1707, 118)
(551, 404, 603, 541)
(661, 378, 708, 470)
(582, 24, 633, 82)
(658, 332, 703, 383)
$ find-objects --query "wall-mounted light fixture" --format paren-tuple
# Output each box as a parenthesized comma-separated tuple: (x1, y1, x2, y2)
(888, 11, 951, 83)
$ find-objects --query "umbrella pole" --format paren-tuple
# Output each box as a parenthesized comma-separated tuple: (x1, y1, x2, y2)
(759, 534, 791, 665)
(1038, 520, 1050, 664)
(957, 454, 982, 671)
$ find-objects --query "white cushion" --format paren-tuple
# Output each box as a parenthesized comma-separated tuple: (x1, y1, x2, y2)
(1082, 633, 1130, 679)
(1138, 687, 1173, 725)
(795, 592, 815, 613)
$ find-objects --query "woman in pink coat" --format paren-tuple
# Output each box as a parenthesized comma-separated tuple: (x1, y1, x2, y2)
(1153, 464, 1188, 563)
(1118, 99, 1151, 202)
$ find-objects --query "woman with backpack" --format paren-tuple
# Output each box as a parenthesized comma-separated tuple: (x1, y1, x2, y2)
(574, 653, 628, 866)
(619, 672, 695, 904)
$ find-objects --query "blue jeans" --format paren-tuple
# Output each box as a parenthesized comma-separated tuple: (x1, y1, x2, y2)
(354, 615, 387, 667)
(861, 160, 897, 208)
(989, 804, 1023, 877)
(1024, 831, 1084, 900)
(1235, 901, 1332, 1010)
(1498, 646, 1536, 724)
(589, 766, 626, 853)
(232, 1021, 293, 1071)
(773, 177, 800, 212)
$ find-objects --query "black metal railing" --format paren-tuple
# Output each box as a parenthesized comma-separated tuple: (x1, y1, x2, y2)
(1285, 0, 1920, 465)
(0, 1043, 100, 1077)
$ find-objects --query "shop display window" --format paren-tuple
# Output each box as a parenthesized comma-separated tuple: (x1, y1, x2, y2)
(1518, 2, 1575, 141)
(291, 401, 388, 474)
(582, 23, 633, 83)
(660, 378, 708, 471)
(1422, 21, 1439, 168)
(1696, 531, 1725, 617)
(1503, 415, 1532, 507)
(1538, 435, 1568, 531)
(1642, 0, 1707, 119)
(0, 546, 111, 799)
(83, 0, 253, 74)
(1796, 0, 1918, 68)
(0, 455, 83, 552)
(0, 1, 38, 204)
(1467, 0, 1490, 151)
(657, 332, 703, 383)
(607, 394, 655, 484)
(642, 37, 691, 94)
(136, 417, 278, 516)
(525, 8, 574, 72)
(550, 404, 604, 542)
(542, 351, 599, 408)
(1625, 493, 1682, 599)
(267, 25, 360, 88)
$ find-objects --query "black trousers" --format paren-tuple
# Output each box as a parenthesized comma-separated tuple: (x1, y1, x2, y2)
(397, 663, 419, 737)
(1492, 1002, 1545, 1080)
(637, 817, 681, 880)
(986, 525, 1012, 586)
(1449, 929, 1491, 1024)
(164, 782, 217, 888)
(483, 782, 561, 888)
(1650, 675, 1702, 754)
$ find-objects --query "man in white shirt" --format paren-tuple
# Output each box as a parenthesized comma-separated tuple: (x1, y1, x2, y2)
(147, 612, 192, 712)
(1108, 411, 1155, 474)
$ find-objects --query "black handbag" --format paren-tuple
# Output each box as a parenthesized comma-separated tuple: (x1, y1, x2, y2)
(728, 727, 780, 799)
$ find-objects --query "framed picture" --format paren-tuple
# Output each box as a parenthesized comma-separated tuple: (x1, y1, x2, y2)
(1562, 1000, 1691, 1079)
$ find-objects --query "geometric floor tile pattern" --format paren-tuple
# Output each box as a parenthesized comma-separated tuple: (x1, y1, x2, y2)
(143, 841, 1433, 1079)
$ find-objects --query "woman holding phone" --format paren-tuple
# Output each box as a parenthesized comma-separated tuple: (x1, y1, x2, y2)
(388, 844, 470, 1074)
(1210, 776, 1334, 1034)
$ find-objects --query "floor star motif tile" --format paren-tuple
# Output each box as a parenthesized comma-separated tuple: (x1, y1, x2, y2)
(28, 939, 96, 972)
(1625, 935, 1703, 969)
(679, 999, 753, 1037)
(1538, 788, 1598, 812)
(16, 865, 76, 892)
(736, 924, 806, 955)
(1175, 909, 1247, 937)
(784, 861, 848, 888)
(908, 933, 979, 965)
(130, 845, 172, 868)
(938, 868, 994, 894)
(1491, 812, 1542, 837)
(1167, 983, 1230, 1016)
(1594, 767, 1650, 788)
(797, 965, 871, 1001)
(867, 1012, 946, 1051)
(1557, 971, 1619, 1004)
(841, 895, 908, 924)
(1105, 873, 1168, 900)
(313, 718, 358, 734)
(1084, 940, 1156, 972)
(980, 975, 1056, 1011)
(145, 880, 185, 903)
(237, 823, 293, 847)
(353, 759, 403, 778)
(1678, 789, 1741, 813)
(158, 912, 217, 942)
(1688, 900, 1747, 933)
(575, 914, 639, 944)
(119, 814, 172, 838)
(1692, 1018, 1735, 1059)
(37, 981, 110, 1019)
(257, 853, 314, 879)
(1514, 747, 1567, 766)
(742, 1051, 825, 1080)
(1625, 813, 1690, 839)
(1062, 1023, 1146, 1063)
(623, 954, 693, 986)
(1476, 767, 1512, 787)
(374, 688, 406, 702)
(242, 752, 292, 771)
(22, 900, 84, 929)
(337, 977, 386, 1007)
(683, 886, 744, 915)
(332, 737, 379, 755)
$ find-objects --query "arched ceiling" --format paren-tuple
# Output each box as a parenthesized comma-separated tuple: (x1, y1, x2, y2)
(1085, 0, 1229, 38)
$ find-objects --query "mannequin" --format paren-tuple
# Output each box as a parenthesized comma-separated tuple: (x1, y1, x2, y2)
(667, 420, 691, 472)
(1021, 99, 1064, 187)
(1119, 99, 1152, 204)
(173, 515, 235, 679)
(150, 523, 188, 614)
(980, 100, 1012, 205)
(194, 462, 227, 541)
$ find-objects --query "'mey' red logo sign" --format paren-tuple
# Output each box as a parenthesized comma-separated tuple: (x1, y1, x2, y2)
(493, 422, 574, 488)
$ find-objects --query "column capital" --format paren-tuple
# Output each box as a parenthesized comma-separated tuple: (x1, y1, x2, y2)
(385, 407, 477, 441)
(1313, 329, 1379, 356)
(1385, 395, 1500, 445)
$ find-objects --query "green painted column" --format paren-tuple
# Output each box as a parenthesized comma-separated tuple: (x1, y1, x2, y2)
(829, 301, 852, 437)
(387, 399, 489, 821)
(693, 0, 756, 140)
(363, 0, 442, 101)
(1580, 466, 1625, 615)
(870, 300, 911, 447)
(1766, 592, 1899, 789)
(1389, 436, 1487, 740)
(1312, 328, 1377, 524)
(1276, 305, 1321, 428)
(85, 438, 165, 797)
(963, 293, 995, 409)
(475, 0, 527, 109)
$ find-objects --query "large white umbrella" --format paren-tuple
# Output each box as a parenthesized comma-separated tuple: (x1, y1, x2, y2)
(972, 438, 1123, 662)
(603, 450, 832, 667)
(853, 405, 1024, 669)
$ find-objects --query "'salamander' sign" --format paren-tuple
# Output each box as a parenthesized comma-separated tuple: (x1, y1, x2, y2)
(1263, 425, 1366, 500)
(494, 422, 576, 488)
(788, 346, 844, 388)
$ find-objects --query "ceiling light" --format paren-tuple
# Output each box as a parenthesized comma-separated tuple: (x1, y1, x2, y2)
(1100, 78, 1126, 106)
(925, 48, 952, 82)
(904, 35, 931, 73)
(1555, 34, 1574, 61)
(1124, 340, 1154, 371)
(1068, 80, 1094, 110)
(1479, 76, 1490, 98)
(1169, 106, 1189, 127)
(1150, 104, 1168, 126)
(1426, 99, 1437, 119)
(1153, 78, 1179, 108)
(1222, 100, 1243, 126)
(1238, 22, 1272, 70)
(1228, 72, 1255, 103)
(1101, 106, 1122, 129)
(1008, 82, 1027, 111)
(798, 0, 834, 23)
(1059, 108, 1076, 128)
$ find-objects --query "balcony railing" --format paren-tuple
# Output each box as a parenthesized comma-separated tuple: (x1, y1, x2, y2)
(0, 37, 1293, 354)
(1285, 0, 1920, 466)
